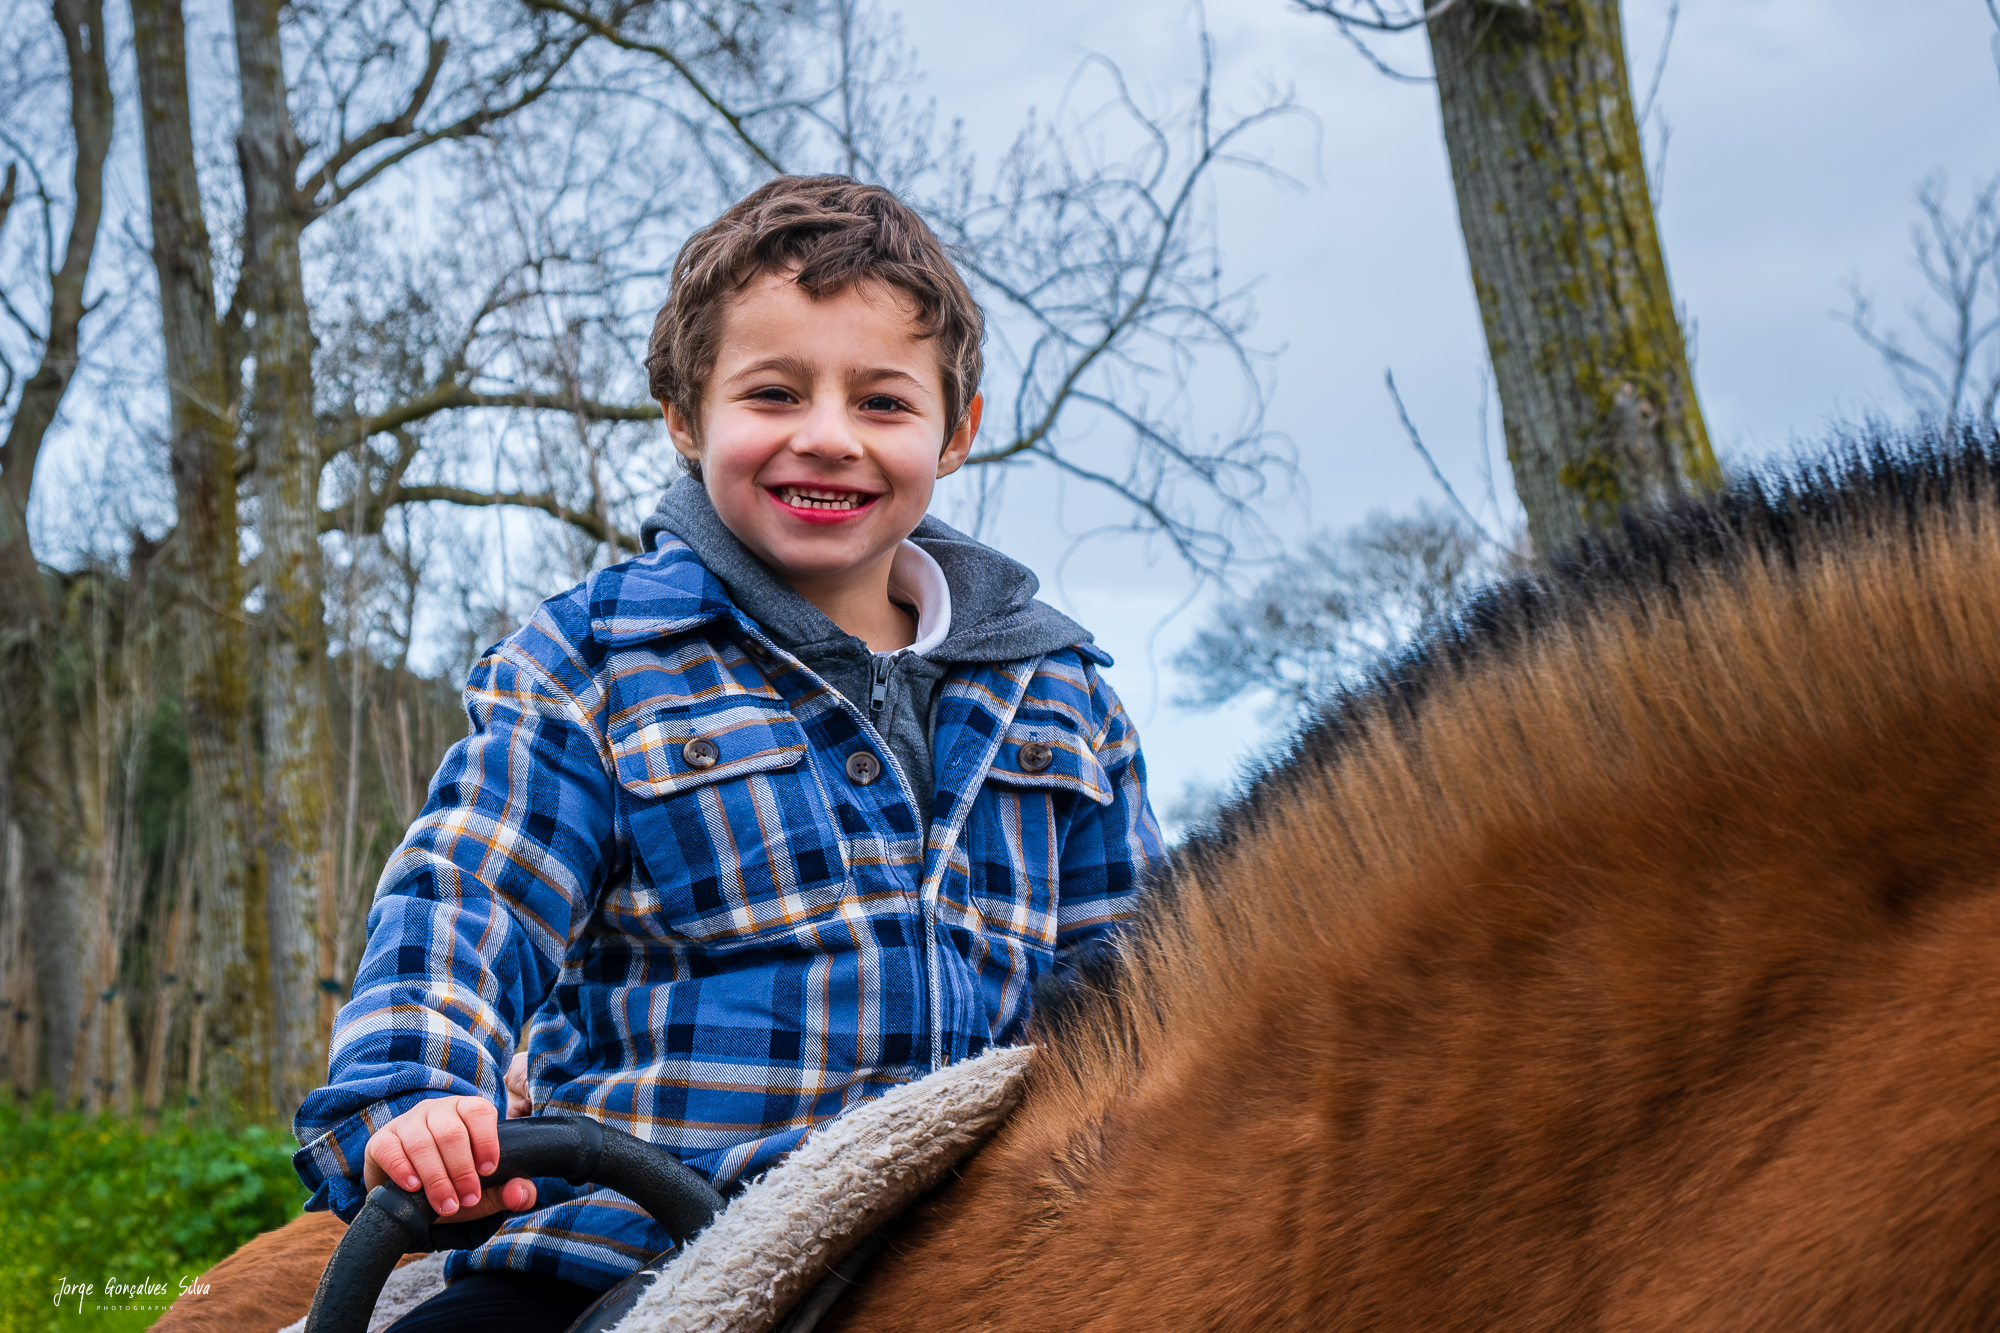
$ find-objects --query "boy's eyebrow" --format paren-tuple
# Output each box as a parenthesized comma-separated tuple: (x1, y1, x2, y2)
(846, 367, 930, 395)
(726, 355, 816, 384)
(725, 356, 934, 398)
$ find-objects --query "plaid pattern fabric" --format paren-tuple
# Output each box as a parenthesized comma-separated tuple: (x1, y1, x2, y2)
(292, 535, 1161, 1292)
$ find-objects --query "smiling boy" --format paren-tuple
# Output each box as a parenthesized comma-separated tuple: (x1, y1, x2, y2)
(292, 176, 1162, 1331)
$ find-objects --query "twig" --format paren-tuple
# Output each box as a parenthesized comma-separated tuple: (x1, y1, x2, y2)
(334, 481, 637, 549)
(1290, 0, 1468, 33)
(1637, 0, 1680, 128)
(322, 385, 658, 460)
(519, 0, 785, 173)
(1384, 368, 1508, 552)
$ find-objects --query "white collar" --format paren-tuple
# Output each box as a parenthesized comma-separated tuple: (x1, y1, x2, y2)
(887, 540, 952, 656)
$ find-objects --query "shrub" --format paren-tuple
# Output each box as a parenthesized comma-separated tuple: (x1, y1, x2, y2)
(0, 1105, 304, 1332)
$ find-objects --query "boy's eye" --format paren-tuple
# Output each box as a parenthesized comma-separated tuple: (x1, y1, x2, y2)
(860, 394, 909, 413)
(749, 386, 796, 404)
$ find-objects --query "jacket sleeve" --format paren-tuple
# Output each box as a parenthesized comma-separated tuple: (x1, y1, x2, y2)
(1050, 663, 1163, 962)
(291, 612, 620, 1219)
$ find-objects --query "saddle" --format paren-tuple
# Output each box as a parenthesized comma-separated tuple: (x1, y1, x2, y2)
(288, 1046, 1031, 1333)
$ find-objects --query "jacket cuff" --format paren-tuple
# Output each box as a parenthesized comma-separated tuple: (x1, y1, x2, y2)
(293, 1096, 422, 1222)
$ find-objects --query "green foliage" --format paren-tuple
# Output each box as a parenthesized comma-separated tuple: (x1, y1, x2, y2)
(0, 1105, 304, 1332)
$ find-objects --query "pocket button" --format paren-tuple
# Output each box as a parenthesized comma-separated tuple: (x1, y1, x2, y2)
(1019, 741, 1054, 773)
(845, 751, 881, 786)
(683, 738, 720, 770)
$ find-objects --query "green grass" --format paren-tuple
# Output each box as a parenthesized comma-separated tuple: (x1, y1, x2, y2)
(0, 1104, 306, 1332)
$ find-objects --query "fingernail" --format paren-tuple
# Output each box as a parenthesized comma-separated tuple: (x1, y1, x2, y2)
(462, 1193, 479, 1207)
(405, 1176, 420, 1189)
(439, 1199, 457, 1214)
(478, 1161, 495, 1175)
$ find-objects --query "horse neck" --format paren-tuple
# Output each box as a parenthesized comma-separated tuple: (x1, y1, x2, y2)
(831, 503, 2000, 1331)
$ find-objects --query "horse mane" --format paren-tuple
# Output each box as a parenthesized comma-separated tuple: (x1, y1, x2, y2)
(833, 423, 2000, 1328)
(1029, 420, 2000, 1132)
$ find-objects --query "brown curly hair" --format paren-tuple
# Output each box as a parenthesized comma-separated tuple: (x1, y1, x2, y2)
(646, 175, 985, 465)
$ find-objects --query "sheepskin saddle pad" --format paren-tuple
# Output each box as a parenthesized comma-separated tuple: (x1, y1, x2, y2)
(282, 1045, 1032, 1333)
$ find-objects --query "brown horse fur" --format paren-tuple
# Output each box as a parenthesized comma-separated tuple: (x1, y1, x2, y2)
(827, 428, 2000, 1332)
(151, 1211, 449, 1330)
(153, 1208, 345, 1331)
(162, 429, 2000, 1333)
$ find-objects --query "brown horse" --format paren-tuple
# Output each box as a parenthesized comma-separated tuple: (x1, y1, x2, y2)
(164, 432, 2000, 1331)
(831, 432, 2000, 1331)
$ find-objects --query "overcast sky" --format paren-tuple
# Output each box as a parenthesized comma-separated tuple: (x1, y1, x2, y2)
(885, 0, 2000, 827)
(28, 0, 1994, 833)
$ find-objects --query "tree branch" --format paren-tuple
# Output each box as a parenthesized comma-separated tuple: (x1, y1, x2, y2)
(298, 34, 586, 218)
(2, 0, 114, 522)
(322, 384, 658, 460)
(962, 62, 1290, 469)
(1289, 0, 1469, 33)
(1636, 0, 1680, 127)
(325, 481, 634, 549)
(0, 163, 16, 241)
(518, 0, 785, 172)
(306, 38, 449, 199)
(1032, 445, 1234, 576)
(1384, 369, 1510, 553)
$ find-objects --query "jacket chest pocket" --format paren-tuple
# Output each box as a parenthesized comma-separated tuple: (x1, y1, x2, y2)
(960, 716, 1115, 948)
(607, 699, 850, 947)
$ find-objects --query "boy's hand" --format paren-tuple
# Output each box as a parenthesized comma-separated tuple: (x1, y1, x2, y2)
(504, 1053, 531, 1118)
(362, 1095, 538, 1220)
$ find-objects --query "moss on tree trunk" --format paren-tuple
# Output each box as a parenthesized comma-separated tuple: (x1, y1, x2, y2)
(0, 0, 114, 1101)
(1428, 0, 1718, 556)
(133, 0, 273, 1117)
(235, 0, 332, 1121)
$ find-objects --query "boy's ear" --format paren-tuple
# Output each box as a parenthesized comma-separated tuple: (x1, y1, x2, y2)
(662, 401, 701, 464)
(937, 393, 981, 480)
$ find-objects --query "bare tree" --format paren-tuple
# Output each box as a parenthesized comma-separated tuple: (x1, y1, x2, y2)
(0, 0, 114, 1100)
(332, 2, 1296, 580)
(121, 0, 604, 1114)
(1841, 181, 2000, 430)
(131, 0, 271, 1113)
(1173, 504, 1491, 717)
(923, 47, 1291, 575)
(1295, 0, 1719, 557)
(1838, 3, 2000, 432)
(6, 0, 1298, 1111)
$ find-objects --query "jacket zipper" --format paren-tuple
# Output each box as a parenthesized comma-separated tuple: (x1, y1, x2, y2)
(761, 633, 1025, 1074)
(869, 652, 893, 719)
(785, 643, 940, 1065)
(864, 651, 942, 1065)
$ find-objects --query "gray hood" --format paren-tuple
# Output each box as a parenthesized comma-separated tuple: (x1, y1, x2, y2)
(639, 481, 1094, 665)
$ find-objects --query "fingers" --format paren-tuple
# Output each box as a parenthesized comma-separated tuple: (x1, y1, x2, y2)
(363, 1096, 502, 1217)
(459, 1095, 501, 1181)
(363, 1126, 420, 1194)
(504, 1053, 531, 1119)
(451, 1173, 537, 1223)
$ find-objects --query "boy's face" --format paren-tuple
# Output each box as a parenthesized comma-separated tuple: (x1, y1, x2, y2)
(665, 272, 980, 609)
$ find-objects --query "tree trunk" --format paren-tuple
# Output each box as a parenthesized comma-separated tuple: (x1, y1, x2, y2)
(235, 0, 332, 1120)
(0, 823, 27, 1104)
(141, 885, 186, 1129)
(1427, 0, 1719, 556)
(0, 0, 113, 1100)
(132, 0, 274, 1117)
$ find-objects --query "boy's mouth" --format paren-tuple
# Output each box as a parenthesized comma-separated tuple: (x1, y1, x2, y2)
(770, 485, 879, 515)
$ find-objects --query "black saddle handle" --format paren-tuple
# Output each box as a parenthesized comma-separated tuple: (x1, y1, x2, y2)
(303, 1114, 725, 1333)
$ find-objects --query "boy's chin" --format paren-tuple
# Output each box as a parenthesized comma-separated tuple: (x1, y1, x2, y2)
(758, 541, 899, 592)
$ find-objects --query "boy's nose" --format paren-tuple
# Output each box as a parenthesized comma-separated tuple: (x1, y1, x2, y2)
(790, 397, 864, 461)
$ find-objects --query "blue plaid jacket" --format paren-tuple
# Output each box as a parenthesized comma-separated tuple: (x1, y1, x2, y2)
(292, 534, 1161, 1290)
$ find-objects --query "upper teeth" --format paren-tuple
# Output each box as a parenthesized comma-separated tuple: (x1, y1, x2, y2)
(779, 487, 869, 509)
